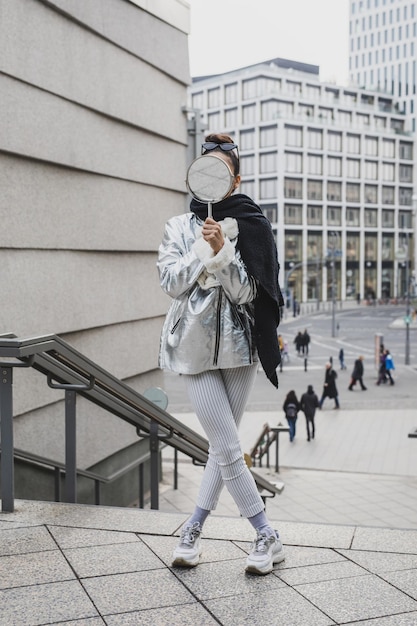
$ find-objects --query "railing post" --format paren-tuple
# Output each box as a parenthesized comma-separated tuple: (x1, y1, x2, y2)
(0, 367, 14, 512)
(65, 389, 77, 503)
(149, 420, 159, 510)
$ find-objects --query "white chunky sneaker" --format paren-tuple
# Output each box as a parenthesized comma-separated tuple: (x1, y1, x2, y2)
(172, 522, 202, 567)
(245, 531, 285, 575)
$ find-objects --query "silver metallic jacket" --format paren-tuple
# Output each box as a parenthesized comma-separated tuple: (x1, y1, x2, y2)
(158, 212, 259, 375)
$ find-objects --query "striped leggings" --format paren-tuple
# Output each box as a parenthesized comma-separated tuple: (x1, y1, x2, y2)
(183, 364, 264, 519)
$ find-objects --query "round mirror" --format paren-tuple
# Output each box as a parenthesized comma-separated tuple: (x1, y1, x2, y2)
(186, 154, 234, 203)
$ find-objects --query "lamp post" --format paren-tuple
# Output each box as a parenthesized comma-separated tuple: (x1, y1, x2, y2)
(329, 231, 340, 338)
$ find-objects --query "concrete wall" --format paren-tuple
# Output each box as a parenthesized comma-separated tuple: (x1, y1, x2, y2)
(0, 0, 190, 474)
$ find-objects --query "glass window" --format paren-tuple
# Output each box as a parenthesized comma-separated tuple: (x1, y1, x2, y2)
(365, 184, 378, 203)
(382, 186, 395, 204)
(365, 209, 378, 226)
(225, 108, 238, 127)
(346, 183, 360, 202)
(240, 129, 255, 150)
(262, 99, 293, 120)
(285, 152, 303, 173)
(347, 158, 361, 177)
(399, 188, 413, 205)
(339, 110, 353, 125)
(399, 141, 413, 159)
(365, 136, 378, 155)
(307, 232, 322, 260)
(307, 206, 323, 225)
(365, 234, 377, 260)
(382, 235, 394, 259)
(327, 181, 342, 201)
(284, 178, 303, 198)
(240, 155, 255, 176)
(374, 116, 387, 128)
(260, 152, 277, 173)
(346, 233, 360, 260)
(242, 104, 256, 125)
(284, 205, 302, 225)
(207, 111, 221, 130)
(307, 180, 323, 200)
(285, 231, 302, 262)
(328, 157, 342, 177)
(261, 204, 277, 223)
(382, 138, 395, 157)
(382, 210, 395, 227)
(307, 128, 323, 149)
(382, 162, 395, 181)
(308, 154, 323, 175)
(242, 78, 259, 99)
(346, 208, 360, 226)
(365, 161, 378, 179)
(259, 178, 277, 199)
(208, 88, 220, 108)
(347, 134, 361, 153)
(399, 211, 412, 227)
(260, 125, 277, 147)
(327, 206, 342, 226)
(328, 131, 342, 151)
(318, 107, 333, 121)
(399, 164, 413, 182)
(225, 83, 238, 104)
(285, 125, 303, 147)
(240, 179, 255, 197)
(191, 91, 204, 109)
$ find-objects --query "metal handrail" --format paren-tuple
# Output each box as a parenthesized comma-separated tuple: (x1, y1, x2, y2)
(0, 333, 281, 512)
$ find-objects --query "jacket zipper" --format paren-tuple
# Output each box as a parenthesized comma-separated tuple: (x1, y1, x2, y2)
(170, 318, 181, 334)
(213, 292, 222, 366)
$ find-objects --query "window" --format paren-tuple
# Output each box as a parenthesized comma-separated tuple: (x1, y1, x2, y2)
(399, 164, 413, 182)
(365, 235, 377, 260)
(346, 183, 360, 202)
(284, 205, 302, 225)
(262, 99, 293, 120)
(225, 108, 238, 127)
(307, 233, 322, 260)
(327, 181, 342, 201)
(318, 107, 333, 121)
(339, 110, 353, 125)
(260, 152, 277, 173)
(347, 158, 360, 178)
(374, 116, 387, 128)
(328, 131, 342, 151)
(399, 211, 412, 227)
(262, 204, 277, 223)
(365, 209, 378, 226)
(224, 83, 238, 104)
(285, 152, 303, 173)
(382, 186, 395, 204)
(382, 235, 394, 260)
(208, 88, 220, 108)
(382, 162, 395, 181)
(308, 180, 323, 200)
(327, 206, 342, 226)
(307, 206, 323, 225)
(306, 84, 321, 99)
(399, 188, 413, 205)
(259, 178, 277, 199)
(328, 157, 342, 177)
(365, 184, 378, 203)
(357, 112, 370, 126)
(365, 136, 378, 155)
(399, 141, 413, 159)
(346, 233, 360, 260)
(240, 180, 255, 197)
(365, 161, 378, 180)
(308, 154, 323, 175)
(308, 128, 323, 149)
(285, 125, 303, 147)
(240, 129, 255, 151)
(191, 91, 204, 109)
(382, 210, 395, 227)
(284, 178, 303, 198)
(347, 134, 361, 153)
(242, 104, 256, 124)
(242, 78, 259, 99)
(260, 125, 277, 147)
(240, 155, 255, 176)
(382, 138, 395, 158)
(207, 111, 221, 130)
(346, 208, 360, 226)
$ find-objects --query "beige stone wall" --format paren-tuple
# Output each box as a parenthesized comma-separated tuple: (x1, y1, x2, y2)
(0, 0, 190, 466)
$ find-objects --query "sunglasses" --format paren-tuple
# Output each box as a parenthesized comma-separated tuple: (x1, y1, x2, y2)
(201, 142, 239, 155)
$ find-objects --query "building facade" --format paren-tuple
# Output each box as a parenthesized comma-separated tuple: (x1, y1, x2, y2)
(189, 57, 415, 305)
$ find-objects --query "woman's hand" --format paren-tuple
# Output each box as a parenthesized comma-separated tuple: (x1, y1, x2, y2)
(202, 217, 224, 254)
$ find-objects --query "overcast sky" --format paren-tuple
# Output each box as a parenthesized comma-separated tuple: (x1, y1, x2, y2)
(188, 0, 350, 85)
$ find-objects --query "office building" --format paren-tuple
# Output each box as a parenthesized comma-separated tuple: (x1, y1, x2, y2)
(189, 57, 415, 305)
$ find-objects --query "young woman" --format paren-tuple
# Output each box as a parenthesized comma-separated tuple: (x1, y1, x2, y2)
(158, 133, 285, 576)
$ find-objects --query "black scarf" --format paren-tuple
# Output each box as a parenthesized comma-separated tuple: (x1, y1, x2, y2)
(191, 194, 284, 388)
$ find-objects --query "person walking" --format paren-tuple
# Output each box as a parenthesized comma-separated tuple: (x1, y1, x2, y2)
(300, 384, 320, 441)
(283, 390, 301, 442)
(294, 331, 303, 355)
(384, 349, 395, 385)
(302, 329, 310, 355)
(158, 133, 285, 576)
(319, 363, 340, 409)
(349, 355, 367, 390)
(376, 350, 387, 385)
(338, 348, 346, 370)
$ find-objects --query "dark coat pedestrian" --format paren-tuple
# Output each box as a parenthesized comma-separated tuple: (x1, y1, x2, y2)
(283, 390, 301, 442)
(319, 363, 340, 409)
(349, 356, 367, 390)
(300, 385, 320, 441)
(338, 348, 346, 370)
(302, 330, 310, 355)
(293, 331, 303, 355)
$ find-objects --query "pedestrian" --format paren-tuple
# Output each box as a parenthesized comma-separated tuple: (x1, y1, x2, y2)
(300, 384, 320, 441)
(319, 362, 340, 409)
(283, 389, 301, 442)
(384, 349, 395, 385)
(282, 340, 290, 363)
(376, 350, 387, 385)
(302, 329, 310, 355)
(338, 348, 346, 370)
(348, 355, 367, 390)
(277, 334, 284, 353)
(158, 133, 285, 575)
(294, 331, 303, 355)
